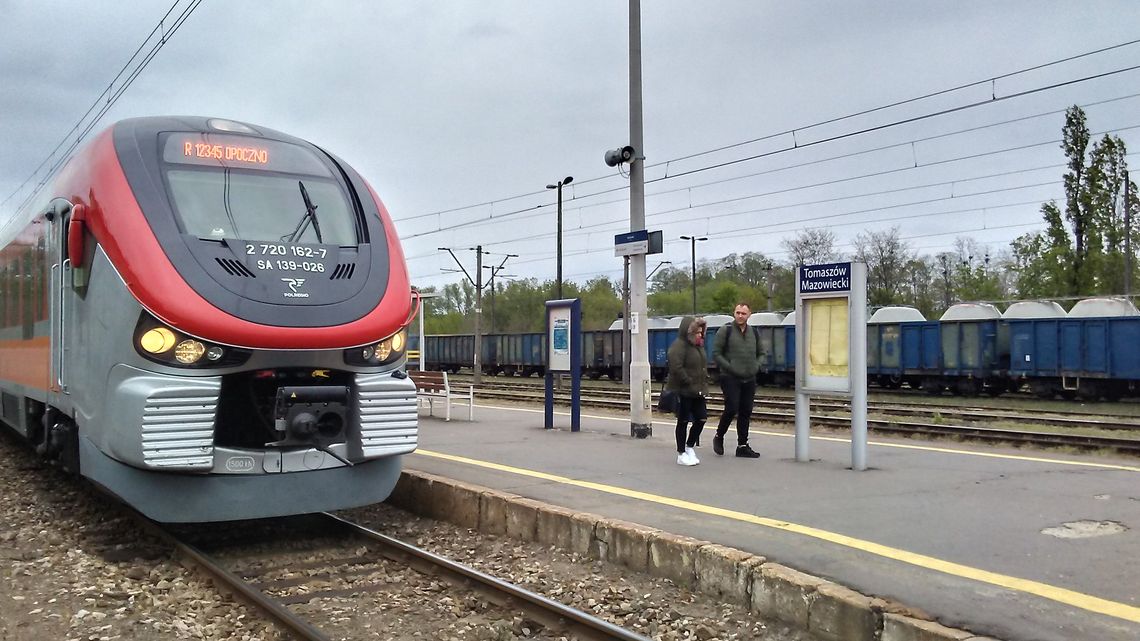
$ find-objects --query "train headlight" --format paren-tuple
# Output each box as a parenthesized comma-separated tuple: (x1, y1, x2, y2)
(140, 327, 177, 354)
(344, 329, 407, 366)
(175, 340, 206, 364)
(376, 340, 393, 361)
(134, 313, 250, 368)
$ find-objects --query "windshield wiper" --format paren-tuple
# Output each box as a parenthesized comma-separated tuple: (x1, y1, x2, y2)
(282, 180, 323, 243)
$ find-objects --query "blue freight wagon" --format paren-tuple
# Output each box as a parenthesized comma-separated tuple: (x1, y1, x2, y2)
(1009, 298, 1136, 400)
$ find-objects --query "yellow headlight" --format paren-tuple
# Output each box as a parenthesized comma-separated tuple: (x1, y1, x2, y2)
(140, 327, 177, 354)
(376, 340, 392, 361)
(390, 329, 406, 352)
(175, 340, 206, 364)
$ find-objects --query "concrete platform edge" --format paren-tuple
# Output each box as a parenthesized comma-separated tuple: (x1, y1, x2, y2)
(386, 470, 1000, 641)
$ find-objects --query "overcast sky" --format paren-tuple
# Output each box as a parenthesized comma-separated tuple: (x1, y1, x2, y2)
(2, 1, 1139, 290)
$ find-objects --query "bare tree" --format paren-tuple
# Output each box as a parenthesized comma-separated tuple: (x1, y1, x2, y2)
(780, 228, 842, 267)
(853, 226, 912, 306)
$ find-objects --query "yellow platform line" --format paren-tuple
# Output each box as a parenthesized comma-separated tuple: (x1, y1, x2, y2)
(473, 403, 1140, 473)
(415, 448, 1140, 624)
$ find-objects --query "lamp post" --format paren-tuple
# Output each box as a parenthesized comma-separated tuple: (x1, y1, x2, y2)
(546, 176, 573, 299)
(680, 235, 707, 313)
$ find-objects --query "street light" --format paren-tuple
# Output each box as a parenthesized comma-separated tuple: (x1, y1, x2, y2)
(679, 235, 707, 313)
(546, 176, 573, 299)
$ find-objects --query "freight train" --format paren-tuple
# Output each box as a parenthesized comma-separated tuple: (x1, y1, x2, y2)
(0, 116, 418, 522)
(411, 297, 1140, 401)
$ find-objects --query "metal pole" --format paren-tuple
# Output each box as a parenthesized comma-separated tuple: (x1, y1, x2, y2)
(473, 245, 483, 384)
(628, 0, 651, 438)
(1125, 170, 1132, 298)
(557, 183, 563, 300)
(766, 264, 774, 311)
(489, 271, 496, 333)
(690, 236, 697, 313)
(418, 297, 425, 371)
(851, 263, 868, 471)
(623, 256, 631, 384)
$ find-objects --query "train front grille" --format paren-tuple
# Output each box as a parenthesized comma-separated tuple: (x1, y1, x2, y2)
(141, 390, 217, 469)
(356, 373, 418, 457)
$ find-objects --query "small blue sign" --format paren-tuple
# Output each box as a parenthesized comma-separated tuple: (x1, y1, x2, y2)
(799, 262, 852, 293)
(553, 319, 569, 353)
(614, 229, 649, 244)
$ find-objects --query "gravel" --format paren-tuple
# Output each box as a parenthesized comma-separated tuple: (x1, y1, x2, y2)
(0, 429, 813, 640)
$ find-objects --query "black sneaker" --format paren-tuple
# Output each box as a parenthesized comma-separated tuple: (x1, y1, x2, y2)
(736, 443, 760, 458)
(712, 435, 724, 456)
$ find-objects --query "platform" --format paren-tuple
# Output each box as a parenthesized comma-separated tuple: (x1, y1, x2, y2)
(405, 401, 1139, 641)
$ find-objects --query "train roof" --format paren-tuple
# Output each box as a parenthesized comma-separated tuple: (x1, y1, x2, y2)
(781, 310, 797, 325)
(1067, 297, 1140, 318)
(940, 302, 1001, 321)
(747, 312, 784, 326)
(1001, 301, 1067, 319)
(868, 306, 926, 323)
(703, 314, 733, 327)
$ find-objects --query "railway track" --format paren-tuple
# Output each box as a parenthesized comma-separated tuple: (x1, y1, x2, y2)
(469, 379, 1140, 431)
(136, 512, 649, 641)
(465, 381, 1140, 456)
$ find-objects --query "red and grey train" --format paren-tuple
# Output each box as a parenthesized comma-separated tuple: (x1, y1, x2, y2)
(0, 116, 418, 522)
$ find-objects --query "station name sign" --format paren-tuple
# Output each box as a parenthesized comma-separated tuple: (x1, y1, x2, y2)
(799, 262, 851, 293)
(614, 229, 663, 257)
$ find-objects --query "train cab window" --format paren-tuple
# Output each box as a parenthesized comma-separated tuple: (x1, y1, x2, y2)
(160, 133, 358, 245)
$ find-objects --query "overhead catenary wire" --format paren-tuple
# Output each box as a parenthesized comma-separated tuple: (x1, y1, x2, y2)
(1, 0, 205, 218)
(403, 126, 1140, 271)
(395, 38, 1140, 225)
(398, 65, 1140, 243)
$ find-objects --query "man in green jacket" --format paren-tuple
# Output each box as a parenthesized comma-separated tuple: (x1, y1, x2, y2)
(712, 303, 761, 458)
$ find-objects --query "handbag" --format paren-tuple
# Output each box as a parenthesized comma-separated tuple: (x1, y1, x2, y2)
(657, 386, 678, 413)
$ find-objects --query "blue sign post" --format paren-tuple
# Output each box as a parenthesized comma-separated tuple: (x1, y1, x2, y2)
(544, 299, 581, 431)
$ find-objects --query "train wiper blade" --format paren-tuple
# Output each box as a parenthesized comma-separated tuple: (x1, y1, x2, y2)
(282, 180, 323, 243)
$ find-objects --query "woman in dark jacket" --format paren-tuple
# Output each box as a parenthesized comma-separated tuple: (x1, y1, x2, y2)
(666, 316, 709, 466)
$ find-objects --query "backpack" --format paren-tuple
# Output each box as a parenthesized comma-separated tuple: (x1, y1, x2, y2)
(718, 323, 762, 360)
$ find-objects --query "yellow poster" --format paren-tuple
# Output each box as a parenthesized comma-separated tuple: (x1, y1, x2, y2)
(807, 298, 849, 377)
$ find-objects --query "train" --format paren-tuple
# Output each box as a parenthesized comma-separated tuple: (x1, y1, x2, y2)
(0, 116, 418, 522)
(411, 297, 1140, 401)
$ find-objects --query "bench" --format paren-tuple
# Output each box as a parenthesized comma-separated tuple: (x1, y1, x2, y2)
(408, 370, 474, 421)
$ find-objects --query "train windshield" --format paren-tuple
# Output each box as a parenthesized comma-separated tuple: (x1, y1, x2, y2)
(160, 133, 358, 245)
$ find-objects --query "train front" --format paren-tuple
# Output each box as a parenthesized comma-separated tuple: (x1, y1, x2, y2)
(71, 117, 418, 522)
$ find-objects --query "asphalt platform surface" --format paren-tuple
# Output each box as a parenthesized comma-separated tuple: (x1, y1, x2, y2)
(405, 400, 1140, 641)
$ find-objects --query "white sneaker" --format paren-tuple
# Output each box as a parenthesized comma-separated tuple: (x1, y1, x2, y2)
(676, 452, 696, 466)
(685, 447, 700, 465)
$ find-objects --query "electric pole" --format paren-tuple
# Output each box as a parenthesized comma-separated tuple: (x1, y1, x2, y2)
(438, 246, 490, 383)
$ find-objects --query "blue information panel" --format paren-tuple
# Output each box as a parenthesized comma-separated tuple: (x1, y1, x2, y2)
(553, 319, 569, 353)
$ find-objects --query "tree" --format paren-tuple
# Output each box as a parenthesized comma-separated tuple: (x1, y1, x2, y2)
(1011, 106, 1138, 297)
(780, 228, 841, 268)
(853, 226, 912, 306)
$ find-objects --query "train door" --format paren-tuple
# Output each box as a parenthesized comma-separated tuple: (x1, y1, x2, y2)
(46, 199, 79, 399)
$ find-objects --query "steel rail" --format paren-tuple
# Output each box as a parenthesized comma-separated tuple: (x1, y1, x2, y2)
(471, 389, 1140, 455)
(470, 380, 1140, 431)
(321, 513, 651, 641)
(129, 513, 332, 641)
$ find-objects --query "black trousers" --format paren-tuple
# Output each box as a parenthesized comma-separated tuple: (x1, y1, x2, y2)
(715, 375, 757, 445)
(675, 395, 707, 453)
